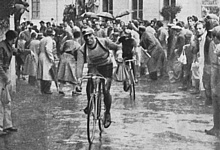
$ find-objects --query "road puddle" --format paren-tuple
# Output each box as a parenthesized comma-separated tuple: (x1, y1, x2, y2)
(155, 92, 188, 100)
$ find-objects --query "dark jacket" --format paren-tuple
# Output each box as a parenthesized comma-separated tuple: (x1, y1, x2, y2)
(0, 40, 14, 81)
(175, 30, 185, 56)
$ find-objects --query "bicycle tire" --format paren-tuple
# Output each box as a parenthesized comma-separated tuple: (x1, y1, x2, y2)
(129, 70, 135, 100)
(87, 94, 96, 144)
(98, 82, 104, 132)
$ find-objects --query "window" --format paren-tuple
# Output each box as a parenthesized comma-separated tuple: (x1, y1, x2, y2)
(132, 0, 143, 20)
(32, 0, 40, 19)
(103, 0, 113, 14)
(164, 0, 176, 6)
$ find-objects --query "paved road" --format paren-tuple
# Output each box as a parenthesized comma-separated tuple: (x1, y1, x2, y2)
(0, 76, 219, 150)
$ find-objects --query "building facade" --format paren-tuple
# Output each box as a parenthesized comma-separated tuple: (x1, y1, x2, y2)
(22, 0, 219, 26)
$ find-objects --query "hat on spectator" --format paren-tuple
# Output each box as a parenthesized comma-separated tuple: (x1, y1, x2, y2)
(82, 27, 94, 36)
(206, 14, 219, 21)
(209, 26, 220, 37)
(171, 25, 182, 30)
(39, 20, 45, 24)
(37, 33, 44, 40)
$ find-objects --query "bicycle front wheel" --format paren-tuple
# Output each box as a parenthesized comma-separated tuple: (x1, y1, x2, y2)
(129, 70, 135, 101)
(87, 94, 96, 144)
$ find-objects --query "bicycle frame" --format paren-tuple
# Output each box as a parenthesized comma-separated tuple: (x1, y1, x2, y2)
(124, 59, 136, 100)
(81, 73, 106, 144)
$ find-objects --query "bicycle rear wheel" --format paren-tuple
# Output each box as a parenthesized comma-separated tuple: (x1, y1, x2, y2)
(129, 70, 135, 100)
(87, 94, 96, 144)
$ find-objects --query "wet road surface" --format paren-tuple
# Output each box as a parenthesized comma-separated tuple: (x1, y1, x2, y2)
(0, 75, 219, 150)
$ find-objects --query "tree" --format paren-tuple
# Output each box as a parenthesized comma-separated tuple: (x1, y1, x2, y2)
(0, 0, 15, 29)
(160, 5, 182, 22)
(0, 0, 15, 20)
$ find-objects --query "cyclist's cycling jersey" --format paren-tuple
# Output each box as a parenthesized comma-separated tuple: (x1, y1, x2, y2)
(118, 36, 137, 59)
(76, 38, 122, 79)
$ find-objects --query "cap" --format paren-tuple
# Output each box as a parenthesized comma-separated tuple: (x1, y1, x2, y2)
(82, 27, 94, 36)
(209, 26, 220, 37)
(206, 14, 219, 21)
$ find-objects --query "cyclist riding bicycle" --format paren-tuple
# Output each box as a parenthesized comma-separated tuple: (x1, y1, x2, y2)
(118, 29, 138, 91)
(76, 27, 123, 128)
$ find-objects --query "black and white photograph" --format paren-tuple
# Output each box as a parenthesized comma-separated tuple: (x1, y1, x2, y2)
(0, 0, 220, 149)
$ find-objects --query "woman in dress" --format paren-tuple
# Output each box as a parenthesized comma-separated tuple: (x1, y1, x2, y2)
(57, 36, 81, 96)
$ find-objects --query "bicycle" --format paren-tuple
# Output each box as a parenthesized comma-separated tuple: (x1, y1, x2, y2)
(124, 59, 136, 101)
(80, 73, 106, 144)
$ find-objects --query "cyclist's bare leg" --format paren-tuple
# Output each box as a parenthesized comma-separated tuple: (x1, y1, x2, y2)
(103, 78, 112, 113)
(84, 79, 93, 114)
(103, 78, 112, 128)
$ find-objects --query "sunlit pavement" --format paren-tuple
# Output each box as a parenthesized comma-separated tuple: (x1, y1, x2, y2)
(0, 74, 219, 150)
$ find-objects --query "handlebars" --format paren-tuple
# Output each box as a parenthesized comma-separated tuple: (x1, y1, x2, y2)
(124, 58, 136, 63)
(79, 73, 107, 86)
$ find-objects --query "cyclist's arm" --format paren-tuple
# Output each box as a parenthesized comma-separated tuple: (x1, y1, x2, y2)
(105, 38, 123, 61)
(76, 46, 85, 79)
